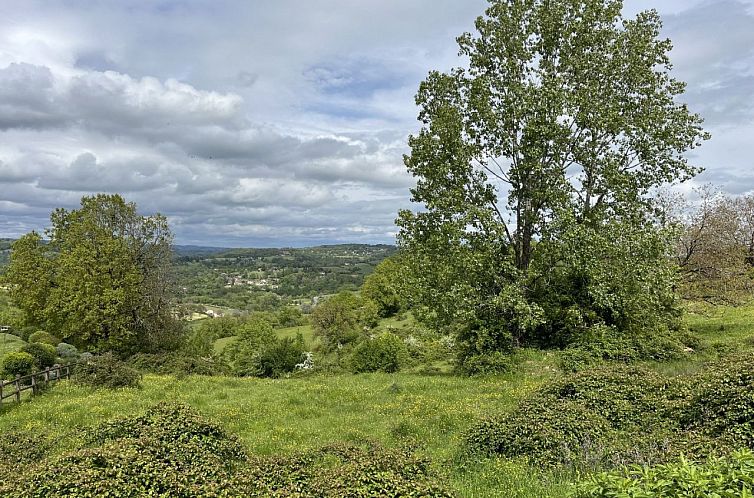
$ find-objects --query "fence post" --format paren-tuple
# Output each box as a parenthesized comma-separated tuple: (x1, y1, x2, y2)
(14, 375, 20, 402)
(31, 373, 37, 395)
(0, 381, 3, 407)
(44, 367, 50, 382)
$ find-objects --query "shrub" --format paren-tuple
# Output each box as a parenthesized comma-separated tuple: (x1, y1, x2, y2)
(128, 352, 221, 377)
(27, 331, 59, 346)
(0, 404, 452, 497)
(2, 403, 246, 497)
(73, 353, 141, 389)
(572, 450, 754, 498)
(1, 351, 35, 378)
(311, 292, 375, 350)
(466, 395, 612, 467)
(559, 326, 695, 372)
(236, 443, 453, 497)
(256, 335, 306, 378)
(458, 351, 513, 375)
(465, 364, 680, 467)
(0, 433, 50, 481)
(55, 343, 80, 363)
(681, 353, 754, 448)
(350, 332, 408, 373)
(21, 342, 57, 369)
(545, 365, 670, 430)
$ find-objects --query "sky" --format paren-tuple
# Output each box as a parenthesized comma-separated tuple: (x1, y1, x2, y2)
(0, 0, 753, 247)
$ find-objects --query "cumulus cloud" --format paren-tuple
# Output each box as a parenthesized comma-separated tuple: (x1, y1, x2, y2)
(0, 0, 752, 245)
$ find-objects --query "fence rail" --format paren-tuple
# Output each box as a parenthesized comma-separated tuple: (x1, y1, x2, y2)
(0, 364, 71, 406)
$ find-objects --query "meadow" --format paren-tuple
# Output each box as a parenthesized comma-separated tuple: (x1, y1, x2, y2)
(2, 303, 752, 496)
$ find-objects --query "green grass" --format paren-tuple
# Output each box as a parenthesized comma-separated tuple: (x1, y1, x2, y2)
(0, 333, 25, 356)
(6, 303, 754, 496)
(0, 353, 567, 496)
(685, 301, 754, 346)
(213, 324, 318, 354)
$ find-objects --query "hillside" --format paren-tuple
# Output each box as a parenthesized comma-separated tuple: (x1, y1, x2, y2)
(173, 244, 396, 312)
(2, 304, 754, 496)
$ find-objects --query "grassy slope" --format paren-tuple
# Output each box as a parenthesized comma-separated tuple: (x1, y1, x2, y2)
(0, 352, 566, 496)
(0, 333, 25, 356)
(4, 304, 754, 496)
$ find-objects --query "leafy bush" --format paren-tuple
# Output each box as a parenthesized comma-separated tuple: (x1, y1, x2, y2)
(0, 433, 50, 481)
(467, 395, 611, 467)
(458, 351, 513, 375)
(21, 342, 57, 369)
(350, 332, 408, 373)
(559, 326, 696, 372)
(681, 353, 754, 448)
(311, 291, 377, 350)
(55, 342, 80, 363)
(27, 331, 59, 346)
(256, 335, 306, 378)
(128, 352, 221, 377)
(572, 450, 754, 498)
(545, 365, 670, 430)
(0, 404, 452, 497)
(2, 403, 246, 497)
(466, 364, 679, 467)
(1, 351, 35, 378)
(236, 442, 453, 497)
(73, 353, 141, 389)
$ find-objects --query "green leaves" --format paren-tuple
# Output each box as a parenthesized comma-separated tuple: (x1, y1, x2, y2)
(5, 194, 177, 355)
(399, 0, 708, 357)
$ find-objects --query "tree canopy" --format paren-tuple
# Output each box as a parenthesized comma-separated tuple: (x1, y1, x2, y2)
(5, 194, 179, 354)
(397, 0, 709, 363)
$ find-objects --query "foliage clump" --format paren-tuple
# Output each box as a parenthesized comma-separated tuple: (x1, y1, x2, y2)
(1, 351, 35, 378)
(572, 450, 754, 498)
(466, 364, 686, 468)
(680, 353, 754, 449)
(73, 352, 141, 389)
(0, 403, 452, 497)
(55, 342, 80, 363)
(1, 403, 246, 497)
(27, 331, 59, 346)
(236, 442, 454, 497)
(311, 291, 378, 350)
(350, 332, 408, 373)
(128, 352, 221, 377)
(20, 342, 57, 369)
(223, 317, 306, 378)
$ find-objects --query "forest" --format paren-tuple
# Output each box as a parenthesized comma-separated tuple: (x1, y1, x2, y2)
(1, 0, 753, 496)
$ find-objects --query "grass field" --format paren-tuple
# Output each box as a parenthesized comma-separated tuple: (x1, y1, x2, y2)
(0, 362, 567, 496)
(0, 333, 25, 356)
(2, 304, 754, 496)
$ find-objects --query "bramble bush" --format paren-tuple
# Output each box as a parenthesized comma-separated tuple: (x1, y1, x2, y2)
(680, 352, 754, 449)
(73, 352, 141, 389)
(0, 403, 452, 497)
(128, 352, 221, 377)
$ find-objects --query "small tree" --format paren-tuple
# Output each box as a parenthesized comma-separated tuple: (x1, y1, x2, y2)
(311, 292, 377, 350)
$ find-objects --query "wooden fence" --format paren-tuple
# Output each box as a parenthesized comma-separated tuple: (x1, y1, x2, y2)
(0, 365, 71, 406)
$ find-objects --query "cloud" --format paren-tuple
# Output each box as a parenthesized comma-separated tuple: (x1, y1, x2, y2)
(0, 0, 752, 246)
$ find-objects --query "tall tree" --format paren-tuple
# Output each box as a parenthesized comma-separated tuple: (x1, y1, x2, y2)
(397, 0, 709, 359)
(6, 194, 179, 354)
